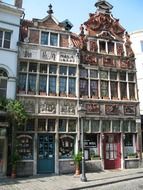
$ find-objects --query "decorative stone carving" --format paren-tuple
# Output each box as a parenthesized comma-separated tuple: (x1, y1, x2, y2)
(81, 51, 98, 65)
(18, 98, 35, 113)
(117, 43, 124, 56)
(105, 104, 119, 115)
(59, 53, 75, 62)
(89, 40, 98, 52)
(124, 105, 136, 115)
(40, 50, 57, 61)
(103, 56, 115, 67)
(60, 100, 76, 115)
(86, 103, 100, 114)
(39, 99, 56, 114)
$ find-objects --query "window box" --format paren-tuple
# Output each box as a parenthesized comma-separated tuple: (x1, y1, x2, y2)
(112, 97, 119, 100)
(18, 90, 26, 94)
(127, 153, 138, 159)
(68, 94, 76, 97)
(91, 96, 98, 99)
(49, 92, 57, 96)
(82, 95, 88, 98)
(60, 92, 67, 97)
(102, 96, 109, 99)
(28, 91, 35, 95)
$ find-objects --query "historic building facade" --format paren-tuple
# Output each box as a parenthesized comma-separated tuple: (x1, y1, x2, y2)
(130, 30, 143, 153)
(0, 0, 23, 176)
(16, 0, 141, 176)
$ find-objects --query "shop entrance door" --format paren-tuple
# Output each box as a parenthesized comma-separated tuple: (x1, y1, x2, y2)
(0, 139, 4, 176)
(103, 134, 121, 169)
(37, 134, 55, 174)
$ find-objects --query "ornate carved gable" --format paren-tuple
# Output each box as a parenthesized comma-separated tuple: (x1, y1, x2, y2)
(84, 12, 125, 40)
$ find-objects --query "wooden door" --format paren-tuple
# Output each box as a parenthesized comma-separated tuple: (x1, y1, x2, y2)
(103, 134, 121, 169)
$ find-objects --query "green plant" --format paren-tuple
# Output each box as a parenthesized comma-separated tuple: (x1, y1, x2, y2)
(73, 151, 82, 164)
(127, 152, 137, 157)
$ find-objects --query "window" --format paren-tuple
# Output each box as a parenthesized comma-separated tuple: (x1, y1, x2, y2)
(119, 71, 126, 81)
(47, 119, 55, 131)
(99, 41, 106, 53)
(39, 75, 47, 93)
(59, 66, 67, 75)
(38, 119, 46, 131)
(108, 42, 114, 54)
(91, 120, 100, 132)
(68, 120, 76, 132)
(28, 74, 36, 93)
(49, 64, 57, 74)
(18, 74, 27, 91)
(0, 30, 11, 49)
(26, 119, 35, 131)
(79, 79, 88, 97)
(49, 76, 56, 94)
(69, 78, 75, 95)
(120, 82, 127, 99)
(90, 70, 98, 78)
(128, 73, 134, 81)
(59, 119, 67, 132)
(102, 120, 110, 132)
(80, 69, 88, 78)
(129, 83, 135, 99)
(50, 33, 58, 46)
(100, 71, 108, 79)
(124, 134, 133, 146)
(111, 81, 118, 98)
(90, 80, 98, 97)
(41, 31, 49, 45)
(101, 81, 108, 97)
(112, 120, 120, 132)
(0, 69, 8, 98)
(141, 41, 143, 52)
(110, 71, 117, 80)
(69, 67, 76, 76)
(59, 77, 67, 94)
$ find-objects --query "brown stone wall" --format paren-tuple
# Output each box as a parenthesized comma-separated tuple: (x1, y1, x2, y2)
(60, 34, 69, 47)
(29, 29, 39, 44)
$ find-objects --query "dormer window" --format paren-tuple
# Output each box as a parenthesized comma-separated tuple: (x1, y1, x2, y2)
(41, 31, 49, 45)
(50, 33, 58, 46)
(108, 42, 114, 54)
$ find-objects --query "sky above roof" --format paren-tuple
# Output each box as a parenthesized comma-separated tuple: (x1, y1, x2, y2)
(5, 0, 143, 33)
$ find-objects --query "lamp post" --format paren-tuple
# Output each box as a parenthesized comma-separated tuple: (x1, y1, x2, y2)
(78, 104, 87, 182)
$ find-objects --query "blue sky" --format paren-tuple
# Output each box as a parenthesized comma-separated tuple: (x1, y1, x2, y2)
(5, 0, 143, 33)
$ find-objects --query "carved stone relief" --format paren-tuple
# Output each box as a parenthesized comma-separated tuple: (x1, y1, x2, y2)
(105, 104, 119, 115)
(39, 99, 56, 114)
(59, 53, 75, 62)
(86, 103, 100, 114)
(124, 105, 136, 115)
(18, 98, 35, 113)
(60, 100, 76, 115)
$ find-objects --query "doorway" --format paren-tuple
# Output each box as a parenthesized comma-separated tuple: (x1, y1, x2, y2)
(37, 134, 55, 174)
(103, 134, 121, 169)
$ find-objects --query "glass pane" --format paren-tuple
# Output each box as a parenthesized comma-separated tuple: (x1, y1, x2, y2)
(18, 74, 26, 91)
(41, 31, 49, 45)
(69, 67, 76, 76)
(0, 31, 3, 47)
(108, 42, 114, 54)
(39, 75, 47, 92)
(101, 81, 108, 97)
(47, 119, 55, 131)
(129, 83, 135, 99)
(69, 78, 75, 95)
(90, 70, 98, 78)
(83, 120, 89, 132)
(90, 80, 98, 97)
(68, 120, 76, 132)
(38, 119, 46, 131)
(130, 120, 136, 132)
(50, 33, 58, 46)
(26, 119, 35, 131)
(79, 79, 88, 96)
(28, 74, 36, 92)
(4, 31, 11, 48)
(111, 82, 118, 98)
(59, 66, 67, 75)
(59, 119, 66, 132)
(120, 82, 127, 99)
(80, 69, 88, 78)
(59, 77, 67, 93)
(110, 71, 117, 80)
(91, 120, 100, 132)
(120, 71, 126, 81)
(29, 63, 37, 72)
(122, 121, 129, 132)
(112, 120, 120, 132)
(20, 62, 27, 72)
(125, 134, 133, 146)
(49, 64, 57, 74)
(40, 64, 47, 73)
(128, 73, 134, 81)
(102, 120, 110, 132)
(49, 76, 56, 94)
(100, 71, 108, 79)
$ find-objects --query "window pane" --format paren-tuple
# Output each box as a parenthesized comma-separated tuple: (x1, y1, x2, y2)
(83, 120, 89, 132)
(125, 134, 133, 146)
(91, 120, 100, 132)
(102, 120, 110, 132)
(99, 41, 106, 52)
(90, 80, 98, 97)
(128, 73, 134, 81)
(41, 32, 49, 45)
(69, 78, 75, 94)
(59, 77, 67, 93)
(59, 119, 66, 132)
(18, 74, 26, 91)
(39, 75, 47, 92)
(28, 74, 36, 92)
(69, 67, 76, 76)
(0, 31, 3, 47)
(40, 64, 47, 73)
(90, 70, 98, 78)
(50, 33, 58, 46)
(29, 63, 37, 72)
(108, 42, 114, 54)
(111, 82, 118, 98)
(49, 64, 57, 74)
(119, 71, 126, 81)
(20, 62, 27, 72)
(101, 81, 108, 97)
(49, 76, 56, 93)
(3, 31, 11, 48)
(59, 66, 67, 75)
(110, 71, 117, 80)
(26, 119, 35, 131)
(112, 120, 120, 132)
(80, 69, 88, 78)
(120, 82, 127, 99)
(122, 121, 129, 132)
(100, 71, 108, 79)
(68, 120, 76, 132)
(130, 121, 136, 132)
(79, 79, 88, 96)
(47, 119, 55, 131)
(59, 134, 75, 158)
(38, 119, 46, 131)
(129, 83, 135, 99)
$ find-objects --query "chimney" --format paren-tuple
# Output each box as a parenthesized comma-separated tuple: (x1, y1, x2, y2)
(15, 0, 23, 8)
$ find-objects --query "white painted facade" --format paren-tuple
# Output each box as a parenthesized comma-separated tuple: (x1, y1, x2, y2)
(130, 30, 143, 115)
(0, 1, 23, 99)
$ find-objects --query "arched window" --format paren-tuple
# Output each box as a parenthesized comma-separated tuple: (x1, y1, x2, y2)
(0, 69, 8, 98)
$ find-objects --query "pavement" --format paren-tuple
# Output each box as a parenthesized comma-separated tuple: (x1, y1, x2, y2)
(0, 168, 143, 190)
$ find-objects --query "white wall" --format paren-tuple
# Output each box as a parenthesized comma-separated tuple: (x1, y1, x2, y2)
(130, 30, 143, 115)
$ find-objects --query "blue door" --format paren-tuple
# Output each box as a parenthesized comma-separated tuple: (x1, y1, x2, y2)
(37, 134, 55, 174)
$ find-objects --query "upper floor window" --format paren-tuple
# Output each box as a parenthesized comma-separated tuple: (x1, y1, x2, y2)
(141, 41, 143, 52)
(41, 31, 58, 46)
(0, 30, 11, 49)
(0, 69, 8, 98)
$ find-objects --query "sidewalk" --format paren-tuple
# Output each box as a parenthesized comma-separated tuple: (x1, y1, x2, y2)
(0, 168, 143, 190)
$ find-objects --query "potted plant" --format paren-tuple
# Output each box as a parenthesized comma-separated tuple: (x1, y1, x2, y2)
(127, 152, 138, 159)
(73, 151, 82, 176)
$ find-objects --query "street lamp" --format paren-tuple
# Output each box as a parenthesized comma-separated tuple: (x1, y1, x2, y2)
(78, 104, 87, 182)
